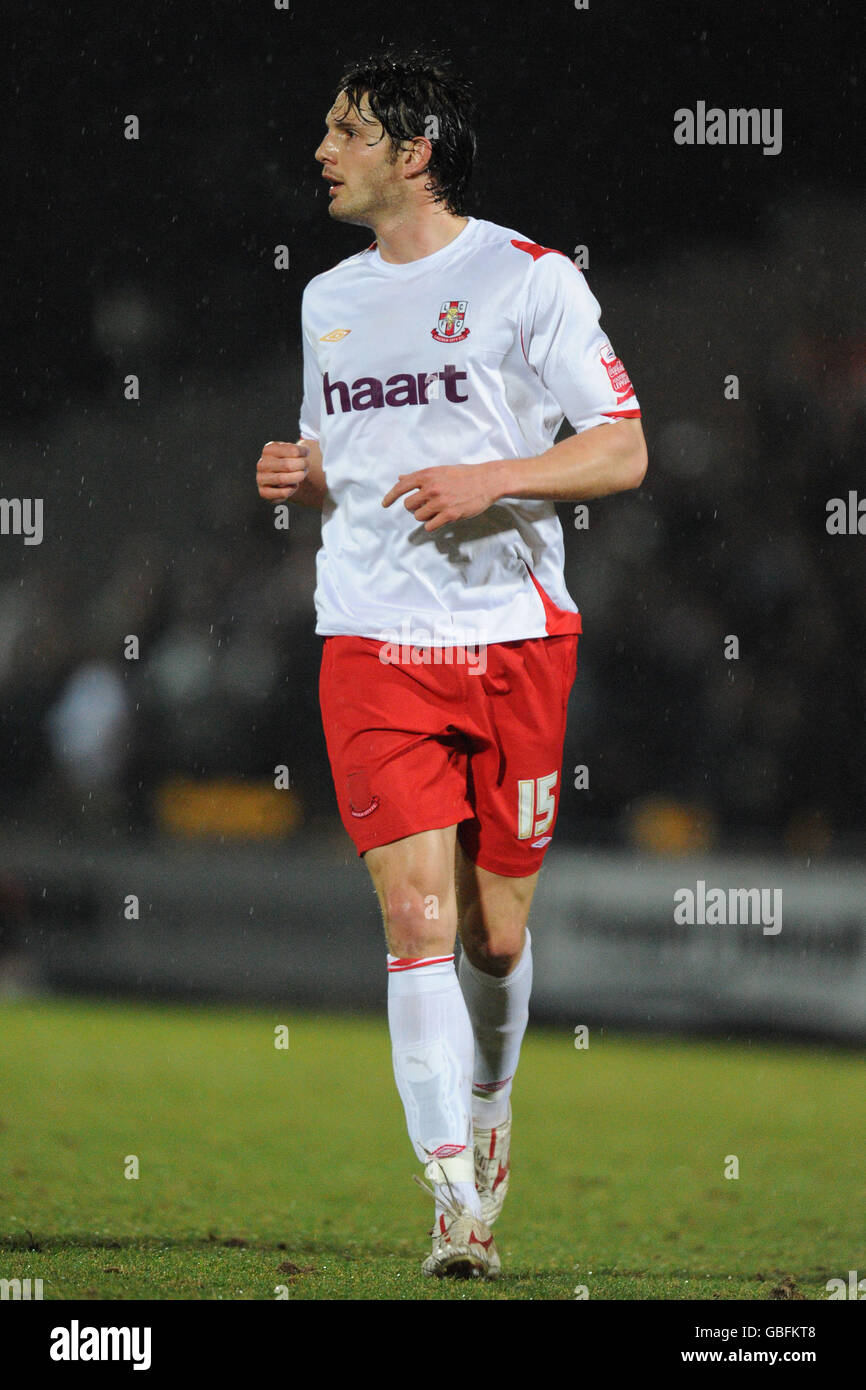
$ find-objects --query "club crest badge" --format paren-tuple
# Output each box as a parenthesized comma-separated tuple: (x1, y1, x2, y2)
(431, 300, 470, 343)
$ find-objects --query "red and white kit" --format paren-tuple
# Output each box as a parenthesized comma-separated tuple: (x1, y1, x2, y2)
(300, 216, 640, 869)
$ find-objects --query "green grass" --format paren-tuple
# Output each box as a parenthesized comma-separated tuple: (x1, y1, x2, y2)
(0, 998, 862, 1300)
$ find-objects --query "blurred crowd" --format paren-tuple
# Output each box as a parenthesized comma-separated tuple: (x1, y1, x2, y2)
(562, 327, 866, 855)
(0, 513, 330, 835)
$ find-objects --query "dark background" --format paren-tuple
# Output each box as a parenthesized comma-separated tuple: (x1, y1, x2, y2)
(3, 0, 865, 858)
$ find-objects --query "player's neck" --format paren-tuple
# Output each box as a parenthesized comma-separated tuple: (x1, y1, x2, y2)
(372, 207, 469, 265)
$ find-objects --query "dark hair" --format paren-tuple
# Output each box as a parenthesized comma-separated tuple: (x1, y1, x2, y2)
(335, 50, 477, 216)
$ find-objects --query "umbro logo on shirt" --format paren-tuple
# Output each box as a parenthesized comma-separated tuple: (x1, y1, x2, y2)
(320, 328, 351, 342)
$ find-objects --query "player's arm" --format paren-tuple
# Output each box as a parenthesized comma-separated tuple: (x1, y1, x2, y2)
(486, 416, 647, 503)
(491, 254, 648, 502)
(256, 437, 328, 509)
(381, 421, 646, 530)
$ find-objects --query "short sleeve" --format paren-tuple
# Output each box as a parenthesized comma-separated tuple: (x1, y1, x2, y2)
(298, 304, 321, 441)
(518, 251, 640, 433)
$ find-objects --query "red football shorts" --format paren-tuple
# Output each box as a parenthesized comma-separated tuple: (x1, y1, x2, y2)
(318, 632, 578, 877)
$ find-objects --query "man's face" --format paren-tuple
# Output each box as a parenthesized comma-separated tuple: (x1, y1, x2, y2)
(314, 91, 407, 226)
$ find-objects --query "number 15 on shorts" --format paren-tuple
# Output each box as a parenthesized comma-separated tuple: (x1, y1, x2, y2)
(517, 772, 558, 840)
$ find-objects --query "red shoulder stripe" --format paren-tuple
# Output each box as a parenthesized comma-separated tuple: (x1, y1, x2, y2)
(510, 239, 570, 262)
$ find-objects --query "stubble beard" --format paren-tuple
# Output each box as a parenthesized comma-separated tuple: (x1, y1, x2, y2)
(327, 164, 401, 229)
(327, 192, 370, 228)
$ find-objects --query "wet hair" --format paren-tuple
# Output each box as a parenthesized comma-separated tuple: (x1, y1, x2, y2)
(334, 49, 477, 215)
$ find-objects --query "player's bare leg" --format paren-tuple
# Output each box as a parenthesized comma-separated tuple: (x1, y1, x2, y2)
(456, 846, 538, 974)
(365, 824, 459, 961)
(456, 842, 539, 1223)
(364, 826, 499, 1277)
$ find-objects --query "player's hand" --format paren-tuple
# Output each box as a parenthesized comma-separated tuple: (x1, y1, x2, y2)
(381, 463, 498, 532)
(256, 441, 309, 502)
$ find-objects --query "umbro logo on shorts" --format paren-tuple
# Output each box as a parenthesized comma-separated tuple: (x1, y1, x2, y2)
(531, 835, 552, 848)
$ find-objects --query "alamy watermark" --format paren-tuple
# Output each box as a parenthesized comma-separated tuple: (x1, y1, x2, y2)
(826, 1270, 866, 1299)
(377, 618, 489, 674)
(674, 102, 782, 156)
(674, 880, 782, 935)
(826, 491, 866, 534)
(0, 498, 43, 545)
(1, 1276, 43, 1300)
(50, 1321, 152, 1370)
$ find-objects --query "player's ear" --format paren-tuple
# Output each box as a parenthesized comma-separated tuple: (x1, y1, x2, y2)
(405, 136, 433, 176)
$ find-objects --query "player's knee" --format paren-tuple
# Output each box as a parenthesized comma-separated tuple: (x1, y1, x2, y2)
(381, 887, 454, 959)
(462, 924, 526, 977)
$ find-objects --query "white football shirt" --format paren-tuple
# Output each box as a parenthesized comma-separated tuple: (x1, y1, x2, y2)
(298, 216, 640, 647)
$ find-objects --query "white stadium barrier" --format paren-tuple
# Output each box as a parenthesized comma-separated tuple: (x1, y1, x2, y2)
(532, 849, 866, 1040)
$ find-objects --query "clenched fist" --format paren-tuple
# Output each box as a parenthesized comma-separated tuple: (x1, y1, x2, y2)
(256, 440, 309, 503)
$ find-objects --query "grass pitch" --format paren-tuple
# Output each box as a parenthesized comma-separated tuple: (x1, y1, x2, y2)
(0, 998, 862, 1300)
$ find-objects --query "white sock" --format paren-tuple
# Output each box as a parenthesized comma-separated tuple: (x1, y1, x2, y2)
(458, 929, 533, 1129)
(387, 953, 481, 1220)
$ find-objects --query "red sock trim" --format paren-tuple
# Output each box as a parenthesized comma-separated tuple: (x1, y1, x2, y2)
(386, 954, 455, 972)
(473, 1076, 512, 1094)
